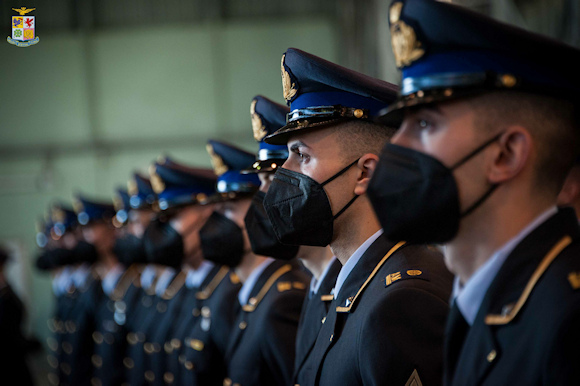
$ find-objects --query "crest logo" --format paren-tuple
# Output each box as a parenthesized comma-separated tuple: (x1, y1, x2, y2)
(390, 2, 424, 68)
(8, 7, 39, 47)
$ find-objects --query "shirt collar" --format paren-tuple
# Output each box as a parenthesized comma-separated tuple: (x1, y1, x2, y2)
(309, 256, 337, 297)
(155, 267, 177, 296)
(238, 258, 274, 306)
(53, 267, 73, 295)
(334, 229, 384, 299)
(71, 264, 91, 288)
(102, 264, 125, 296)
(140, 264, 157, 289)
(185, 261, 215, 289)
(453, 206, 558, 325)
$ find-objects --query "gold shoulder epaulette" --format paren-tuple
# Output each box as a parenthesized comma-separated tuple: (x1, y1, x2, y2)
(162, 270, 187, 300)
(196, 266, 229, 300)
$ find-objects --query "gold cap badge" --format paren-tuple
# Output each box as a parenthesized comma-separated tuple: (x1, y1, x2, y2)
(149, 165, 166, 194)
(206, 144, 228, 176)
(390, 2, 425, 68)
(72, 198, 84, 214)
(127, 178, 138, 196)
(281, 54, 298, 101)
(250, 99, 267, 141)
(51, 207, 65, 223)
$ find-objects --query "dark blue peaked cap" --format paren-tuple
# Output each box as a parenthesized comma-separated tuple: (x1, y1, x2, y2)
(51, 203, 78, 237)
(128, 173, 156, 210)
(242, 95, 290, 174)
(382, 0, 580, 117)
(113, 188, 131, 225)
(149, 158, 216, 211)
(265, 48, 400, 145)
(73, 195, 116, 225)
(206, 140, 260, 197)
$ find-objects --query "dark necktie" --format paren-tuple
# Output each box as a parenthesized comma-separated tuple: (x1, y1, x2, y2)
(444, 302, 470, 385)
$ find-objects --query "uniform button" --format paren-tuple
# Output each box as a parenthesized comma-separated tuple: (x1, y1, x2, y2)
(223, 378, 232, 386)
(185, 361, 194, 370)
(321, 317, 326, 324)
(144, 370, 155, 382)
(104, 333, 114, 345)
(47, 337, 58, 351)
(239, 321, 247, 330)
(164, 372, 174, 384)
(93, 332, 104, 345)
(164, 342, 173, 354)
(144, 343, 154, 354)
(190, 339, 204, 351)
(192, 308, 201, 317)
(157, 302, 167, 313)
(62, 342, 73, 355)
(329, 334, 334, 342)
(178, 355, 186, 364)
(61, 363, 71, 375)
(123, 357, 134, 369)
(65, 321, 77, 333)
(171, 338, 181, 349)
(47, 355, 58, 369)
(91, 377, 102, 386)
(47, 373, 59, 385)
(126, 333, 137, 345)
(92, 355, 103, 368)
(201, 306, 211, 318)
(249, 297, 257, 306)
(487, 350, 497, 362)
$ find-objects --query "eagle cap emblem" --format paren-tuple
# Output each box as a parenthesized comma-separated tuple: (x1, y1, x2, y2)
(250, 99, 267, 141)
(390, 2, 425, 68)
(206, 144, 228, 176)
(148, 165, 166, 194)
(281, 54, 298, 102)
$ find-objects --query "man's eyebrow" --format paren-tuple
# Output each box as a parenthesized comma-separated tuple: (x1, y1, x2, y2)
(407, 105, 445, 118)
(289, 140, 309, 152)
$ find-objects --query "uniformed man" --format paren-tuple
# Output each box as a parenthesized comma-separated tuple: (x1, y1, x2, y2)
(241, 95, 340, 382)
(65, 195, 115, 386)
(263, 48, 453, 385)
(0, 246, 35, 386)
(201, 139, 309, 386)
(144, 158, 240, 386)
(143, 158, 230, 386)
(367, 0, 580, 384)
(90, 187, 147, 386)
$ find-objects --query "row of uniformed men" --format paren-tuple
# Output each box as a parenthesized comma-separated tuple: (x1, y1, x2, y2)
(36, 0, 580, 385)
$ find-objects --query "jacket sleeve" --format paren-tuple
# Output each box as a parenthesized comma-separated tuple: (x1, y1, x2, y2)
(358, 286, 448, 386)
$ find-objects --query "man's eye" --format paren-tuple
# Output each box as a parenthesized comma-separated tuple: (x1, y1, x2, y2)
(418, 119, 429, 128)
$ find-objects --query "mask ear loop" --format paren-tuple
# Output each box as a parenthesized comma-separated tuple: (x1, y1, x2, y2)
(319, 158, 362, 220)
(452, 132, 504, 217)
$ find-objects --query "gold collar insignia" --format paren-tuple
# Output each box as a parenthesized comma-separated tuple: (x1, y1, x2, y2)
(127, 178, 138, 196)
(250, 99, 267, 141)
(149, 164, 166, 194)
(390, 2, 425, 68)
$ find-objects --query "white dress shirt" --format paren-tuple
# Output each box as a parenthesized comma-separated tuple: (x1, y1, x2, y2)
(309, 256, 337, 298)
(238, 258, 274, 306)
(185, 261, 215, 289)
(334, 229, 384, 299)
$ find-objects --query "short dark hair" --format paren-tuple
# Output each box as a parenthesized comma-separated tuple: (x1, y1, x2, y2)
(334, 120, 396, 162)
(468, 91, 580, 195)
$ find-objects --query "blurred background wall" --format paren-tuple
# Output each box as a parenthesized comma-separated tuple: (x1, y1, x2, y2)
(0, 0, 578, 384)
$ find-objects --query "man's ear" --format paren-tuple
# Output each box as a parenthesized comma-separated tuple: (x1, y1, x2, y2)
(557, 166, 580, 206)
(487, 127, 532, 185)
(354, 153, 379, 195)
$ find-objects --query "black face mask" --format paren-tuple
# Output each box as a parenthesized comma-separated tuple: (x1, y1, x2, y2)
(142, 219, 184, 269)
(244, 191, 300, 260)
(263, 159, 360, 247)
(367, 133, 502, 244)
(73, 241, 99, 265)
(113, 234, 148, 267)
(199, 211, 245, 267)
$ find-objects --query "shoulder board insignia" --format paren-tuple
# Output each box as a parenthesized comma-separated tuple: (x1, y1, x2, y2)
(320, 294, 334, 302)
(385, 269, 429, 287)
(277, 282, 292, 292)
(242, 264, 292, 312)
(293, 281, 306, 290)
(568, 272, 580, 290)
